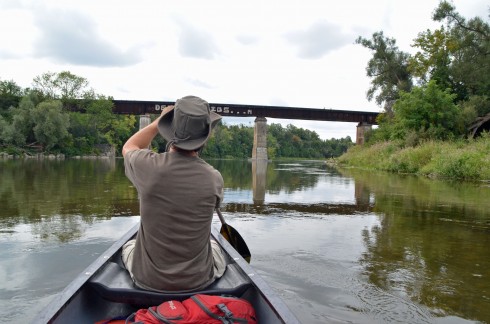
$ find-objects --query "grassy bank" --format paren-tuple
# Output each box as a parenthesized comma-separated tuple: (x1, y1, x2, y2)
(337, 133, 490, 181)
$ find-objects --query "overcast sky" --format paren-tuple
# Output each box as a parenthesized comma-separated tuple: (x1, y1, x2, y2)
(0, 0, 487, 140)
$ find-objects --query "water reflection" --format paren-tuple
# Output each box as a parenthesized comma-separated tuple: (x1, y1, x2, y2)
(0, 159, 139, 242)
(1, 159, 490, 323)
(252, 159, 267, 204)
(209, 159, 374, 215)
(339, 168, 490, 322)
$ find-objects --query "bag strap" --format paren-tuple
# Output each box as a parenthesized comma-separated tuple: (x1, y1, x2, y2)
(148, 307, 180, 324)
(125, 312, 145, 324)
(190, 295, 248, 324)
(124, 308, 179, 324)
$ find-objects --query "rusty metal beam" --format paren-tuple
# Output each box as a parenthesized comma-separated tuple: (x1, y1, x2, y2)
(112, 100, 380, 124)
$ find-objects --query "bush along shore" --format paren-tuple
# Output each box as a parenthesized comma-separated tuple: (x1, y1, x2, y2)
(336, 133, 490, 182)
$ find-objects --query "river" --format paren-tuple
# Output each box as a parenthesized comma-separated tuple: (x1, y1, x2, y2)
(0, 158, 489, 323)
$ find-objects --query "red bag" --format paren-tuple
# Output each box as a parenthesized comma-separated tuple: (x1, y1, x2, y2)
(128, 294, 257, 324)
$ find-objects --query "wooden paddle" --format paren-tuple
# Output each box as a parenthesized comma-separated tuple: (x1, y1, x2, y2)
(216, 208, 251, 263)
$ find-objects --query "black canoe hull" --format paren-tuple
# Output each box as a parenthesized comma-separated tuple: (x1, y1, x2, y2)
(35, 224, 299, 324)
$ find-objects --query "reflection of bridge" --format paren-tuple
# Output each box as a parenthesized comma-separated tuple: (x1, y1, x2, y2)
(114, 100, 380, 158)
(235, 159, 373, 210)
(224, 202, 373, 215)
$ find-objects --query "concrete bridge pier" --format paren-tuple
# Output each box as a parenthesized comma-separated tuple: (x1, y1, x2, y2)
(356, 122, 372, 145)
(139, 114, 151, 130)
(252, 117, 268, 160)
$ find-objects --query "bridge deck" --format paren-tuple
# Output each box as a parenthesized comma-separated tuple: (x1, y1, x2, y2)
(112, 100, 379, 124)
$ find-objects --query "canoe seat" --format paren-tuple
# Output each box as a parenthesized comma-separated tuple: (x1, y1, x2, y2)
(89, 262, 253, 306)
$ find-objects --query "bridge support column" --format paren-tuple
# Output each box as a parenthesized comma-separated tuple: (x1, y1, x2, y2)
(356, 122, 372, 145)
(139, 115, 151, 130)
(252, 117, 268, 160)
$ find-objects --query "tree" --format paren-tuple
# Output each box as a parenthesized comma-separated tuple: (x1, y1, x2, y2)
(391, 80, 463, 141)
(32, 71, 90, 101)
(31, 101, 70, 151)
(67, 95, 137, 155)
(0, 94, 37, 146)
(0, 79, 23, 115)
(409, 27, 455, 88)
(356, 31, 413, 113)
(430, 1, 490, 100)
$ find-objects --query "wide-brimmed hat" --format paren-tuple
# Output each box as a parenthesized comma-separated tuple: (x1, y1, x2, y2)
(158, 95, 222, 151)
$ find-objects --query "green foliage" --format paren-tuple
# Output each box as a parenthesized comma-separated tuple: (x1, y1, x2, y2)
(32, 71, 90, 101)
(0, 94, 37, 146)
(412, 1, 490, 101)
(339, 135, 490, 181)
(367, 81, 466, 145)
(0, 78, 23, 115)
(0, 73, 136, 156)
(66, 102, 137, 156)
(267, 123, 332, 158)
(460, 95, 490, 117)
(386, 142, 440, 174)
(201, 122, 353, 159)
(391, 80, 463, 141)
(355, 31, 413, 113)
(106, 115, 137, 153)
(358, 2, 488, 146)
(338, 141, 402, 170)
(419, 135, 490, 180)
(409, 27, 455, 88)
(31, 101, 70, 152)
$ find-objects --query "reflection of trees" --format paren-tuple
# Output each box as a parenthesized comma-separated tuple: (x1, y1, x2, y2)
(209, 159, 253, 189)
(0, 159, 139, 242)
(339, 168, 490, 219)
(266, 162, 321, 194)
(341, 168, 490, 321)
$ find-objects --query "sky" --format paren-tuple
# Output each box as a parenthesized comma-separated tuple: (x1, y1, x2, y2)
(0, 0, 487, 140)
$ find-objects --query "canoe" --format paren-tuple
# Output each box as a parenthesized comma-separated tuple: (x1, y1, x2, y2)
(35, 224, 300, 324)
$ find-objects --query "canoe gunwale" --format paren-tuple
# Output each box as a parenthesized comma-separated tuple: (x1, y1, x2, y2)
(36, 224, 139, 324)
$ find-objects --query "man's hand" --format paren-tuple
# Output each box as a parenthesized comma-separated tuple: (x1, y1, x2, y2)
(160, 105, 174, 117)
(122, 113, 163, 157)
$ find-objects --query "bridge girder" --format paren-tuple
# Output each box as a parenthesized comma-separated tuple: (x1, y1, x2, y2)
(112, 100, 380, 124)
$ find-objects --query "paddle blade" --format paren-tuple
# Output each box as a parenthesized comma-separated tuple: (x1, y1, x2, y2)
(220, 224, 251, 263)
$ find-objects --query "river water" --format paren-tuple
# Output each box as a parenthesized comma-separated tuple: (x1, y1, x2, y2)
(0, 158, 489, 323)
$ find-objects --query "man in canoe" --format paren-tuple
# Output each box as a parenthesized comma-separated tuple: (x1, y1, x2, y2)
(121, 95, 226, 292)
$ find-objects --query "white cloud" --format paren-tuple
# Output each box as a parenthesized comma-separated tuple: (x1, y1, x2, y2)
(174, 18, 221, 59)
(285, 20, 355, 59)
(32, 7, 143, 66)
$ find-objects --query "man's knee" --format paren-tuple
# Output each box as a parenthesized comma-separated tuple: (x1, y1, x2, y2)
(211, 240, 226, 279)
(122, 239, 136, 272)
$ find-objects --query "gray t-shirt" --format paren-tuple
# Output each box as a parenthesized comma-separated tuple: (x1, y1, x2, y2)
(124, 149, 224, 291)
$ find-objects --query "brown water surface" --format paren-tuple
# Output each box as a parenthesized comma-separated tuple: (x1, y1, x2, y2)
(0, 159, 489, 323)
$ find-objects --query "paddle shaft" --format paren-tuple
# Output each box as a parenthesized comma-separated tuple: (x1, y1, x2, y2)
(216, 208, 232, 236)
(215, 208, 252, 263)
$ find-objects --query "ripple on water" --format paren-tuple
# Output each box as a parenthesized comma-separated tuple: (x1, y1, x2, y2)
(251, 248, 471, 324)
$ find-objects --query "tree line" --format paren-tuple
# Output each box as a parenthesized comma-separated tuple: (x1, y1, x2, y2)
(337, 1, 490, 181)
(355, 1, 489, 145)
(0, 72, 353, 159)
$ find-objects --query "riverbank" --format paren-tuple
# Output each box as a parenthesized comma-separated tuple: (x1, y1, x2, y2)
(0, 144, 116, 160)
(337, 134, 490, 181)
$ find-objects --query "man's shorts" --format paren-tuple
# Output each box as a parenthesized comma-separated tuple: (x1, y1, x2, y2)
(121, 239, 226, 289)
